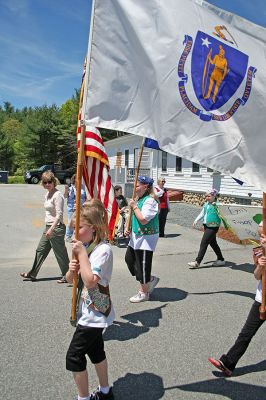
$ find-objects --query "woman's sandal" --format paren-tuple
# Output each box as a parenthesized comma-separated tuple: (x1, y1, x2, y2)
(20, 272, 36, 281)
(57, 276, 67, 284)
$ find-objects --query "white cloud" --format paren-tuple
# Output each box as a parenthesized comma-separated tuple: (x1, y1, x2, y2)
(1, 0, 29, 16)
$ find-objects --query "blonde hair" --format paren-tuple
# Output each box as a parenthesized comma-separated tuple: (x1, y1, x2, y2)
(75, 199, 109, 245)
(140, 184, 158, 201)
(41, 171, 59, 187)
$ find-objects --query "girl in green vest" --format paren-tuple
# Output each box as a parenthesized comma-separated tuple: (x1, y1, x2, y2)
(188, 188, 225, 269)
(125, 175, 160, 303)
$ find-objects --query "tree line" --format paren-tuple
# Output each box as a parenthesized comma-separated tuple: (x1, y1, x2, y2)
(0, 90, 124, 175)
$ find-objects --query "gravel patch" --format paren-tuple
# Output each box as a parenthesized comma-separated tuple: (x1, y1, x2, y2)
(168, 201, 200, 228)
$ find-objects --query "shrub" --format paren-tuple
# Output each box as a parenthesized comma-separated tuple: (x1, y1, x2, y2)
(8, 175, 25, 184)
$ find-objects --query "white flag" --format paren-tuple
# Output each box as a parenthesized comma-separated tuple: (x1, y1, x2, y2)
(83, 0, 266, 191)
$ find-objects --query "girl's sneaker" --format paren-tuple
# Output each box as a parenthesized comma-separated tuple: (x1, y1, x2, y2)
(188, 261, 200, 268)
(130, 291, 149, 303)
(89, 387, 114, 399)
(208, 357, 232, 377)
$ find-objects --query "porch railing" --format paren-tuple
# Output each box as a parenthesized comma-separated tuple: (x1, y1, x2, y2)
(126, 168, 151, 182)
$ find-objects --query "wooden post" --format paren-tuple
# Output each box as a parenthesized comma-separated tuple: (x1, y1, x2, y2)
(126, 138, 145, 232)
(259, 192, 266, 320)
(70, 123, 86, 324)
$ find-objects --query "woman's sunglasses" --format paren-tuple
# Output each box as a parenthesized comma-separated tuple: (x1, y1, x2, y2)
(43, 180, 52, 184)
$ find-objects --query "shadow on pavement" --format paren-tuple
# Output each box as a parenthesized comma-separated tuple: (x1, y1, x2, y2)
(172, 378, 266, 400)
(164, 233, 181, 238)
(104, 305, 167, 341)
(213, 359, 266, 378)
(113, 372, 164, 400)
(150, 287, 188, 302)
(189, 290, 255, 300)
(192, 261, 254, 273)
(229, 262, 254, 274)
(20, 276, 62, 282)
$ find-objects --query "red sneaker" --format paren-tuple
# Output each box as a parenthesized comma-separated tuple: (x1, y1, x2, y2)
(208, 357, 232, 377)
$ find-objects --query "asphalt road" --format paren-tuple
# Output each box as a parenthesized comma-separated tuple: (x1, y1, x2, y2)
(0, 184, 265, 400)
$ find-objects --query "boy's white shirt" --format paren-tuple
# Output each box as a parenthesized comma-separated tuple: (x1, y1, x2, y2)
(78, 242, 115, 328)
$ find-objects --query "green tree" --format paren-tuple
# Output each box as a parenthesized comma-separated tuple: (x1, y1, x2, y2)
(59, 89, 80, 168)
(0, 118, 23, 172)
(19, 105, 64, 168)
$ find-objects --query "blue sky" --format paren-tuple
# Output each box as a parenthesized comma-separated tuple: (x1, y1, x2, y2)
(0, 0, 265, 110)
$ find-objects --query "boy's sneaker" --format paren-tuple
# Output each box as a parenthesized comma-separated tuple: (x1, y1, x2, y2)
(212, 260, 226, 267)
(130, 291, 149, 303)
(188, 261, 200, 268)
(89, 387, 114, 400)
(148, 276, 160, 293)
(208, 357, 232, 377)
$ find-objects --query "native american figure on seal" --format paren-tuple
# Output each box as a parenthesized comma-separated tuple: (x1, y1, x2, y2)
(203, 44, 229, 103)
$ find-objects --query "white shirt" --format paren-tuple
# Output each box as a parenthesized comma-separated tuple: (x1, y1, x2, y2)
(78, 242, 115, 328)
(255, 280, 262, 303)
(44, 190, 64, 225)
(129, 197, 159, 251)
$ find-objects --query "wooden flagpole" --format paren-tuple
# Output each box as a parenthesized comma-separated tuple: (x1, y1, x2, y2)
(259, 192, 266, 320)
(69, 54, 87, 324)
(126, 138, 145, 232)
(70, 0, 97, 323)
(70, 122, 86, 324)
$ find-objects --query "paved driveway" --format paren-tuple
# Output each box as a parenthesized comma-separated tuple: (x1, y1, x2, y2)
(0, 184, 265, 399)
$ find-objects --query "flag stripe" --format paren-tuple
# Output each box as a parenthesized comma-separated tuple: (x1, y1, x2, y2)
(97, 161, 104, 198)
(84, 145, 109, 163)
(79, 123, 119, 240)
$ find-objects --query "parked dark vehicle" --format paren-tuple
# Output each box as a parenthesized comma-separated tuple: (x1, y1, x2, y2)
(24, 164, 75, 184)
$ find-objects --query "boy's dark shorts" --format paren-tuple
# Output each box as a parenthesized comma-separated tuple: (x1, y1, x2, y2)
(66, 324, 106, 372)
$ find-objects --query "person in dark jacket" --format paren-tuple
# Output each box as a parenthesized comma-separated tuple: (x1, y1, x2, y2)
(114, 185, 128, 210)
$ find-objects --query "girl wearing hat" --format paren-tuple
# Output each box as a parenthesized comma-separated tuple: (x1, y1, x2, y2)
(125, 176, 160, 303)
(188, 188, 225, 268)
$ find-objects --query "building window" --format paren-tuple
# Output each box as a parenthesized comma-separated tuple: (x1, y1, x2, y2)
(162, 151, 167, 172)
(207, 167, 213, 172)
(192, 162, 200, 173)
(176, 157, 182, 172)
(134, 148, 139, 167)
(125, 149, 129, 167)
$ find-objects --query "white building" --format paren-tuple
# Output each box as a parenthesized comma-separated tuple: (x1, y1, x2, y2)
(104, 134, 262, 200)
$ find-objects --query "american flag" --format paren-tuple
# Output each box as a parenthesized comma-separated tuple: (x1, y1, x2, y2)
(77, 118, 119, 240)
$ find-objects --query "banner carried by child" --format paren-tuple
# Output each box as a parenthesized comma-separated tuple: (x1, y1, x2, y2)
(218, 204, 262, 241)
